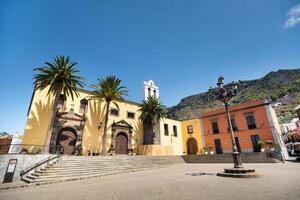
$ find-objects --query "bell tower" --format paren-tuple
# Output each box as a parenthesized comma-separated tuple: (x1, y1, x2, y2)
(142, 80, 161, 145)
(143, 80, 159, 101)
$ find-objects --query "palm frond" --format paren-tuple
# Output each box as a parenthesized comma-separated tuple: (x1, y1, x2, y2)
(88, 75, 128, 106)
(33, 55, 85, 100)
(138, 95, 167, 122)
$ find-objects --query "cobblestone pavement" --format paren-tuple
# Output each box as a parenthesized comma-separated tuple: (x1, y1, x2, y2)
(0, 162, 299, 200)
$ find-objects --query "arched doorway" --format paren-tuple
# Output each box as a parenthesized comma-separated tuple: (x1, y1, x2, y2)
(115, 133, 128, 155)
(187, 137, 198, 155)
(56, 127, 77, 155)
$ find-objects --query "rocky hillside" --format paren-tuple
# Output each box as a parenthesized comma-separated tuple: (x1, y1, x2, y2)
(168, 68, 300, 123)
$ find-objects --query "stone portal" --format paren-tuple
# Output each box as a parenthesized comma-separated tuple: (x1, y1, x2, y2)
(50, 108, 86, 155)
(109, 120, 133, 155)
(56, 127, 77, 155)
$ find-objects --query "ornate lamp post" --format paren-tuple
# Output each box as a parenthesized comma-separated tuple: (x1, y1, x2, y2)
(209, 76, 257, 177)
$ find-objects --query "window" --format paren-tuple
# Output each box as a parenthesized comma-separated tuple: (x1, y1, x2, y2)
(187, 125, 193, 134)
(79, 99, 88, 113)
(246, 114, 256, 129)
(228, 117, 238, 132)
(110, 108, 119, 116)
(57, 94, 66, 109)
(211, 121, 219, 134)
(173, 125, 177, 137)
(164, 124, 169, 136)
(127, 112, 135, 119)
(214, 139, 223, 154)
(153, 90, 156, 97)
(148, 87, 151, 97)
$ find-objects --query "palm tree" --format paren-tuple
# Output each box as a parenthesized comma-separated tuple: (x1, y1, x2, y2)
(89, 76, 128, 155)
(138, 95, 167, 145)
(33, 56, 85, 153)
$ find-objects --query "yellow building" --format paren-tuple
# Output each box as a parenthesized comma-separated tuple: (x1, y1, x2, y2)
(22, 84, 183, 156)
(181, 118, 205, 155)
(22, 88, 141, 155)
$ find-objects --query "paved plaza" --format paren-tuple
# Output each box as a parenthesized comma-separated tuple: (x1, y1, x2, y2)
(0, 162, 299, 200)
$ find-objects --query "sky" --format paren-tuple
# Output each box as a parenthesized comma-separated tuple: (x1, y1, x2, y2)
(0, 0, 299, 134)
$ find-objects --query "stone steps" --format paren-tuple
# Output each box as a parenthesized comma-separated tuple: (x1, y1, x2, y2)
(26, 167, 151, 180)
(41, 166, 135, 171)
(21, 167, 152, 184)
(21, 155, 184, 184)
(57, 160, 180, 163)
(34, 168, 132, 175)
(20, 153, 279, 184)
(35, 165, 161, 175)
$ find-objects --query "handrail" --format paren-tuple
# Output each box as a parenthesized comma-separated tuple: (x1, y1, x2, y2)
(20, 154, 62, 177)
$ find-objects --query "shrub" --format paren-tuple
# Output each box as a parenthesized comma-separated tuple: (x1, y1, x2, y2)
(257, 140, 264, 147)
(266, 140, 274, 145)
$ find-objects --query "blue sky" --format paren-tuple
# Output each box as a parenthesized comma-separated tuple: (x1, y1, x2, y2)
(0, 0, 299, 134)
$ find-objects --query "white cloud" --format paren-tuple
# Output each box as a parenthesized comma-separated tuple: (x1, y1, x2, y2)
(284, 3, 300, 28)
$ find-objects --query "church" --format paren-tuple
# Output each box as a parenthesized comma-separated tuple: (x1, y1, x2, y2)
(21, 80, 184, 156)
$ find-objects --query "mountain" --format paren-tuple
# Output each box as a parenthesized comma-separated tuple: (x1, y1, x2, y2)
(167, 68, 300, 123)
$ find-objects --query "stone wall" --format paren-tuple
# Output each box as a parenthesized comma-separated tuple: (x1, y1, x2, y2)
(0, 154, 49, 183)
(182, 152, 281, 163)
(138, 145, 174, 155)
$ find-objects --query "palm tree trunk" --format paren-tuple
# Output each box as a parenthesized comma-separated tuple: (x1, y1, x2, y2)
(43, 88, 62, 153)
(101, 101, 110, 155)
(149, 118, 153, 144)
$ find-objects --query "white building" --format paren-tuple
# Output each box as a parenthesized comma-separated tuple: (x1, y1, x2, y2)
(8, 134, 22, 153)
(139, 80, 183, 155)
(281, 118, 299, 134)
(143, 80, 159, 101)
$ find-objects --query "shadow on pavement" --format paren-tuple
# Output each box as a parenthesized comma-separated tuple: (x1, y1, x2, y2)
(185, 172, 216, 176)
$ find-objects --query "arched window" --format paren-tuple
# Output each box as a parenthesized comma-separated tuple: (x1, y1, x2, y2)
(153, 90, 156, 97)
(148, 87, 151, 97)
(57, 94, 66, 109)
(79, 99, 88, 113)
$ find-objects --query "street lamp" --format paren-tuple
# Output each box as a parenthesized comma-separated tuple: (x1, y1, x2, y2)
(209, 76, 257, 177)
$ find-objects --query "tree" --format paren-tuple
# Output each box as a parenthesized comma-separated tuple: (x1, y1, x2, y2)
(138, 96, 167, 145)
(89, 76, 128, 155)
(33, 56, 85, 153)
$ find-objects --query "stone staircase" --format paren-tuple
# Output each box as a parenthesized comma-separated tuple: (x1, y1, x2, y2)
(21, 155, 184, 184)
